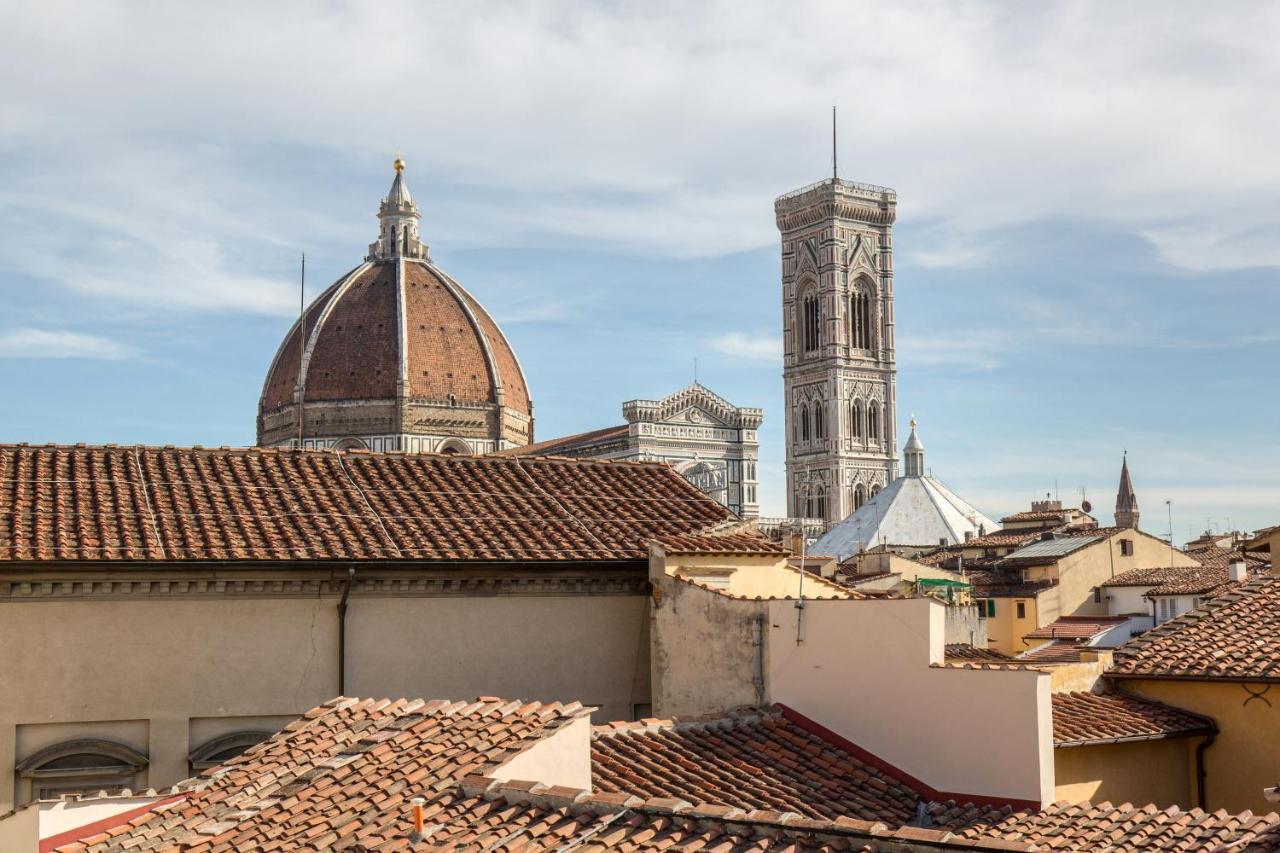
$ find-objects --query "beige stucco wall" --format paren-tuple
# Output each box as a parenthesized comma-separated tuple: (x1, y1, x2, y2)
(654, 550, 846, 600)
(490, 716, 592, 790)
(766, 598, 1055, 806)
(1120, 678, 1278, 814)
(649, 574, 766, 717)
(1054, 738, 1195, 807)
(0, 578, 649, 813)
(983, 591, 1052, 656)
(1029, 533, 1197, 620)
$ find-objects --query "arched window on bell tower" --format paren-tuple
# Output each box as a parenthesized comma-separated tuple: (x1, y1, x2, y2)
(800, 405, 811, 441)
(849, 283, 873, 351)
(850, 398, 863, 441)
(813, 401, 825, 440)
(801, 288, 821, 353)
(854, 484, 866, 510)
(868, 402, 880, 443)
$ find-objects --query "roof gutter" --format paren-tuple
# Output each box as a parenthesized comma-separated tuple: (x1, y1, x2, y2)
(1055, 728, 1213, 749)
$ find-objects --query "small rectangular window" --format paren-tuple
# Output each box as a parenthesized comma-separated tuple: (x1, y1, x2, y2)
(1093, 586, 1102, 603)
(1016, 601, 1026, 619)
(1119, 539, 1134, 557)
(976, 600, 986, 619)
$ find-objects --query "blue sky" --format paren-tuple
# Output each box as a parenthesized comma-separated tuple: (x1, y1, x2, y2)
(2, 1, 1278, 539)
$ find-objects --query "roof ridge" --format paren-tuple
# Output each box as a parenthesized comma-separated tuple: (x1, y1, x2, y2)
(455, 775, 1037, 851)
(591, 706, 782, 738)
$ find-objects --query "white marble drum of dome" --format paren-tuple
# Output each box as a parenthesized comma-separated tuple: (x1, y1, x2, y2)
(256, 159, 534, 455)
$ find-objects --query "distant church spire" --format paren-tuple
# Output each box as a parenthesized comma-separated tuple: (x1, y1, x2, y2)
(1115, 453, 1139, 529)
(903, 417, 925, 477)
(368, 156, 429, 261)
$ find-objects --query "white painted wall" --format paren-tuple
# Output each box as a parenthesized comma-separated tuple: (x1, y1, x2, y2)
(767, 597, 1054, 806)
(1106, 585, 1154, 617)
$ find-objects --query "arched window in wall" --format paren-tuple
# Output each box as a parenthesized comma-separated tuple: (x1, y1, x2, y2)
(801, 290, 821, 353)
(813, 401, 825, 440)
(814, 485, 827, 520)
(871, 484, 882, 498)
(189, 731, 273, 774)
(17, 739, 148, 802)
(868, 402, 880, 442)
(800, 406, 811, 441)
(849, 287, 873, 350)
(853, 484, 866, 511)
(850, 399, 863, 440)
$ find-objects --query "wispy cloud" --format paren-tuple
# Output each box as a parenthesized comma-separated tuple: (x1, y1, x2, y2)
(710, 332, 781, 364)
(0, 328, 136, 360)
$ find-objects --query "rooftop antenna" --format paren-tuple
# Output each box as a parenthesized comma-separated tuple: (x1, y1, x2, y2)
(296, 252, 306, 449)
(832, 104, 838, 181)
(694, 356, 698, 386)
(796, 464, 809, 644)
(1166, 500, 1174, 568)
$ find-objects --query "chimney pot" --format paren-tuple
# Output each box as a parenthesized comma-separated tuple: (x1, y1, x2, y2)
(1229, 560, 1248, 583)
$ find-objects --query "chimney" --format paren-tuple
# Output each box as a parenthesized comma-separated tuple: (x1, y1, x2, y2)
(1229, 560, 1248, 583)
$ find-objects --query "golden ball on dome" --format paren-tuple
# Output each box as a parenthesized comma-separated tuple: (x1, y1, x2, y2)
(393, 156, 406, 173)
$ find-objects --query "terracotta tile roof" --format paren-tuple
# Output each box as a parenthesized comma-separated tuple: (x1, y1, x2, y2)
(590, 707, 920, 824)
(1051, 691, 1213, 747)
(654, 532, 787, 555)
(999, 509, 1074, 523)
(492, 424, 631, 457)
(0, 444, 740, 563)
(973, 577, 1058, 599)
(944, 644, 1012, 663)
(1110, 577, 1280, 681)
(1186, 544, 1268, 570)
(53, 697, 1031, 853)
(1023, 616, 1129, 641)
(935, 800, 1280, 851)
(962, 530, 1045, 549)
(54, 695, 593, 852)
(1016, 641, 1090, 664)
(1103, 563, 1255, 597)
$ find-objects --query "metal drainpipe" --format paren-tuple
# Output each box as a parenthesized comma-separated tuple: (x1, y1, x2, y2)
(1196, 726, 1218, 809)
(337, 566, 356, 696)
(751, 613, 766, 705)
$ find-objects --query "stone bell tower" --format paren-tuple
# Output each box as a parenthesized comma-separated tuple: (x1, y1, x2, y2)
(777, 176, 899, 523)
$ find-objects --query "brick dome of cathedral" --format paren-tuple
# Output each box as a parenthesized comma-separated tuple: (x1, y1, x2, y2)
(260, 260, 531, 415)
(257, 161, 533, 454)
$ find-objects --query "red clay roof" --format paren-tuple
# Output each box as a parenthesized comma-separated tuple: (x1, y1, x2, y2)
(54, 697, 1034, 853)
(653, 532, 787, 555)
(1023, 616, 1129, 641)
(1051, 691, 1212, 747)
(54, 695, 591, 852)
(0, 444, 748, 563)
(934, 800, 1280, 851)
(944, 645, 1012, 663)
(1110, 577, 1280, 681)
(493, 424, 630, 457)
(590, 707, 920, 824)
(1017, 641, 1090, 664)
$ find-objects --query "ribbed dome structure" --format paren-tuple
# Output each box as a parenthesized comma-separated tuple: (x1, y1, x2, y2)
(257, 162, 533, 455)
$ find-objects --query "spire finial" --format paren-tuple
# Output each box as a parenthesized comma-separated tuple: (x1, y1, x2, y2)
(393, 153, 405, 173)
(909, 415, 917, 429)
(832, 105, 838, 181)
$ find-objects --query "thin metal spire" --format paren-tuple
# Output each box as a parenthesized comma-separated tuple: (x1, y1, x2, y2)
(832, 105, 838, 181)
(296, 252, 306, 449)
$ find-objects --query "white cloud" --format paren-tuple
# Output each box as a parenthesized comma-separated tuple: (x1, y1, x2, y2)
(710, 332, 782, 363)
(0, 0, 1277, 312)
(0, 328, 136, 360)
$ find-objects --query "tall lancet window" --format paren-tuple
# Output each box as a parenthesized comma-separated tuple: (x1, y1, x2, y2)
(850, 398, 863, 440)
(801, 291, 821, 352)
(850, 288, 872, 350)
(800, 405, 811, 441)
(813, 401, 825, 440)
(868, 402, 880, 443)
